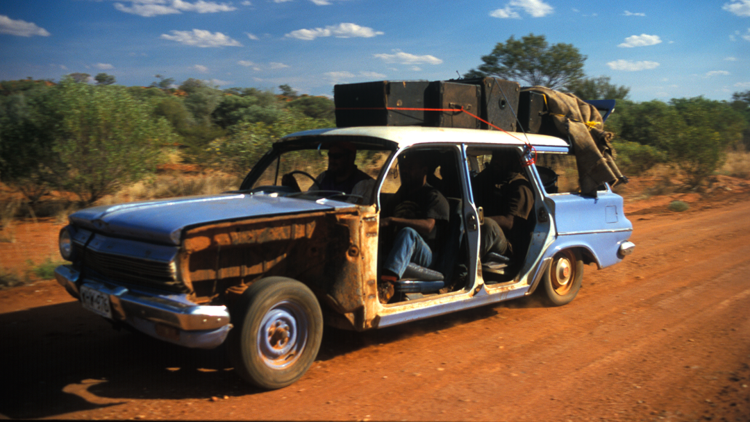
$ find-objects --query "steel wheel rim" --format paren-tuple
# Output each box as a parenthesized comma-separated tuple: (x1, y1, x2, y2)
(257, 301, 308, 370)
(551, 251, 575, 296)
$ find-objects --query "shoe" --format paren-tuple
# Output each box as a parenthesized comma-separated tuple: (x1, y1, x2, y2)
(378, 276, 396, 304)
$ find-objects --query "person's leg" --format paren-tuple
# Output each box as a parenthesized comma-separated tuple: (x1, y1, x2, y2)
(383, 227, 434, 278)
(479, 218, 509, 260)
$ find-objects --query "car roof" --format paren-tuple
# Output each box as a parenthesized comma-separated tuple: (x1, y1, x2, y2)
(280, 126, 569, 150)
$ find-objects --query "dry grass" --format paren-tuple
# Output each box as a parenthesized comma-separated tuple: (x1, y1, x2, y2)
(102, 172, 242, 205)
(719, 151, 750, 179)
(0, 198, 22, 243)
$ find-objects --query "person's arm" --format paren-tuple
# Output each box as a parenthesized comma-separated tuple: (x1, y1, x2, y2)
(487, 214, 514, 232)
(381, 217, 435, 237)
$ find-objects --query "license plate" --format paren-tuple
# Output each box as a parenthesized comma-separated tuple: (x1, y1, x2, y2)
(80, 285, 112, 319)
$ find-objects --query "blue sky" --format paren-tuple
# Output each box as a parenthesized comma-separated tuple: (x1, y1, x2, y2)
(1, 0, 749, 103)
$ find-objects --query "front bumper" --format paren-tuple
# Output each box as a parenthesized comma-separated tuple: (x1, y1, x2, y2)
(55, 265, 231, 349)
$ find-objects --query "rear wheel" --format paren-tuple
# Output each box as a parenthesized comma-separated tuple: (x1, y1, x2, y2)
(227, 277, 323, 389)
(540, 249, 583, 306)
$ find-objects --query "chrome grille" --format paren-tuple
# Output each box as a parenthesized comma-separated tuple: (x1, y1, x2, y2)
(80, 235, 188, 293)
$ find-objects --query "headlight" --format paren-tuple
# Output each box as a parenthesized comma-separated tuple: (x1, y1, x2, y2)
(59, 227, 75, 261)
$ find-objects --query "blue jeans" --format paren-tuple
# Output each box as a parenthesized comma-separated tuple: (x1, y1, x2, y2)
(383, 227, 434, 279)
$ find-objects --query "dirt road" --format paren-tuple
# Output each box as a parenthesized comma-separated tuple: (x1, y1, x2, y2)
(1, 194, 749, 421)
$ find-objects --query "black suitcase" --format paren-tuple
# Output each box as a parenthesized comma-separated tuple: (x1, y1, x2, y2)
(451, 77, 520, 131)
(436, 82, 481, 129)
(517, 90, 546, 133)
(334, 81, 438, 128)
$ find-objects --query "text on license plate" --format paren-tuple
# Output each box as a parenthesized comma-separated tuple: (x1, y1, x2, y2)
(80, 285, 112, 319)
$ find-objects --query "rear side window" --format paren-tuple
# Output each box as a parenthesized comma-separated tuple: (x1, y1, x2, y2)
(534, 153, 580, 194)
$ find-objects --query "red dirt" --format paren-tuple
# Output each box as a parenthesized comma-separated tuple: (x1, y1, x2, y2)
(1, 188, 749, 421)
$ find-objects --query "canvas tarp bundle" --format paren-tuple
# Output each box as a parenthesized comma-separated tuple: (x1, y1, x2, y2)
(522, 86, 627, 196)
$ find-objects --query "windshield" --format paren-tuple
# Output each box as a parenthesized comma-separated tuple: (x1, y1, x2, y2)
(241, 140, 393, 204)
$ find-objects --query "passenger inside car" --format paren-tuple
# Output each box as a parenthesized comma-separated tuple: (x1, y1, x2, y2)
(281, 142, 375, 200)
(471, 150, 535, 278)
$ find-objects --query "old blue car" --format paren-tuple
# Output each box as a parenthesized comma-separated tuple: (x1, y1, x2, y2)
(55, 83, 634, 390)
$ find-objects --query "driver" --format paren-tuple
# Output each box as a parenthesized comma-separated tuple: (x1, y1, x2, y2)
(282, 142, 374, 198)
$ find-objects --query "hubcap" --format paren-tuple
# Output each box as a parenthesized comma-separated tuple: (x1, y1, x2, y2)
(257, 301, 308, 370)
(551, 252, 575, 295)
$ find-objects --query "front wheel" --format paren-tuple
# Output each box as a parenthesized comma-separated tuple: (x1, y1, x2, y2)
(227, 277, 323, 389)
(540, 249, 583, 306)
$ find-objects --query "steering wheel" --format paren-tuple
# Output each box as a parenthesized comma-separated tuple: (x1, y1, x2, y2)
(285, 170, 317, 185)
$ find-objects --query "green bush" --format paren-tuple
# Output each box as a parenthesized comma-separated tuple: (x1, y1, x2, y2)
(668, 201, 689, 212)
(612, 140, 666, 175)
(28, 257, 65, 280)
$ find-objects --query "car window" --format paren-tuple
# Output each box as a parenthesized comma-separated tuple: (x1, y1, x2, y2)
(534, 153, 580, 194)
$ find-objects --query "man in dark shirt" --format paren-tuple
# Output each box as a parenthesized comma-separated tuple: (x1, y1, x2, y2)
(282, 142, 373, 198)
(379, 152, 450, 303)
(473, 151, 534, 263)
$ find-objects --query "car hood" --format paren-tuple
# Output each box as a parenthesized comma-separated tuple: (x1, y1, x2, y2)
(69, 193, 356, 245)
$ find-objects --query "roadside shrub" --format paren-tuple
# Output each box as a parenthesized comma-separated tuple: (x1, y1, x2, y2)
(612, 140, 666, 175)
(0, 267, 28, 289)
(668, 200, 689, 212)
(211, 111, 332, 176)
(48, 79, 177, 204)
(28, 257, 65, 280)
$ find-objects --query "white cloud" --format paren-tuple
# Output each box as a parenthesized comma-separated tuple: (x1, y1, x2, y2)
(114, 0, 236, 17)
(161, 29, 242, 47)
(726, 56, 738, 61)
(744, 28, 750, 41)
(723, 0, 750, 16)
(326, 71, 355, 78)
(618, 34, 662, 48)
(274, 0, 293, 2)
(311, 0, 332, 4)
(735, 82, 750, 88)
(374, 50, 443, 65)
(209, 78, 231, 86)
(94, 63, 114, 70)
(359, 71, 386, 79)
(490, 0, 553, 19)
(269, 62, 289, 69)
(285, 23, 384, 40)
(706, 70, 730, 77)
(0, 14, 50, 37)
(607, 60, 660, 71)
(241, 1, 252, 5)
(490, 7, 520, 19)
(623, 10, 646, 17)
(245, 32, 259, 40)
(193, 64, 209, 73)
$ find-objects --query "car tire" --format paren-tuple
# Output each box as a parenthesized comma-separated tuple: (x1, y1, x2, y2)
(227, 277, 323, 390)
(540, 249, 583, 306)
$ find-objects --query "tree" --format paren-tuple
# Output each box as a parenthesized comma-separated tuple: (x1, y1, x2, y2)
(151, 74, 175, 89)
(279, 84, 297, 98)
(286, 96, 335, 121)
(67, 73, 91, 83)
(0, 86, 58, 202)
(730, 90, 750, 149)
(464, 34, 586, 90)
(94, 73, 116, 85)
(46, 79, 176, 204)
(211, 111, 331, 175)
(568, 76, 629, 100)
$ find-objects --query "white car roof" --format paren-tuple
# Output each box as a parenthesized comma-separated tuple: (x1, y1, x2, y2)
(281, 126, 569, 150)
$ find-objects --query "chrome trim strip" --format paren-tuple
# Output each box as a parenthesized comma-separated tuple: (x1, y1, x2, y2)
(558, 228, 633, 236)
(376, 285, 530, 328)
